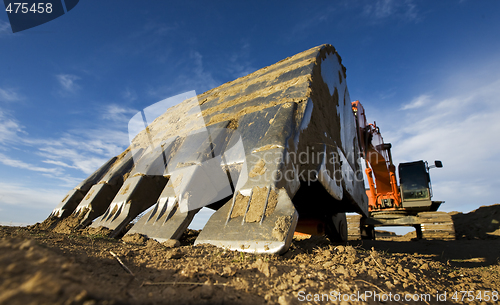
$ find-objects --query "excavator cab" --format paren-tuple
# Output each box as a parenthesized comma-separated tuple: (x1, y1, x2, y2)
(399, 160, 442, 211)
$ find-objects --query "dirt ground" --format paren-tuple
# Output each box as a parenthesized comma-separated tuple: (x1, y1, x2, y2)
(1, 205, 499, 305)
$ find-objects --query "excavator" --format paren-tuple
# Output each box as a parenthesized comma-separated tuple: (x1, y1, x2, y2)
(45, 44, 454, 255)
(346, 101, 455, 241)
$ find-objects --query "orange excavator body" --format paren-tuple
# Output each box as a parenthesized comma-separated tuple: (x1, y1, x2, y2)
(352, 101, 401, 212)
(349, 101, 454, 241)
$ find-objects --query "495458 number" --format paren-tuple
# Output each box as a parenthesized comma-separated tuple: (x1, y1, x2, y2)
(6, 3, 53, 14)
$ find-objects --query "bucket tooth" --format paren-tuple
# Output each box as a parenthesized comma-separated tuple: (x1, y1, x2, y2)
(72, 149, 138, 228)
(90, 174, 168, 237)
(50, 189, 85, 219)
(73, 183, 117, 228)
(124, 173, 221, 242)
(49, 156, 118, 218)
(194, 102, 301, 254)
(125, 194, 200, 242)
(195, 187, 298, 254)
(88, 139, 184, 235)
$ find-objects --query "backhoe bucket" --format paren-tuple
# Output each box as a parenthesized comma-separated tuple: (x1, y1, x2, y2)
(46, 44, 368, 254)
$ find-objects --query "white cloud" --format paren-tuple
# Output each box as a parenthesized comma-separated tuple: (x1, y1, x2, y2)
(0, 128, 128, 186)
(363, 0, 419, 22)
(42, 159, 79, 169)
(39, 146, 109, 175)
(101, 104, 138, 122)
(0, 182, 66, 223)
(389, 75, 500, 212)
(40, 173, 84, 188)
(227, 42, 256, 79)
(0, 152, 60, 174)
(56, 74, 80, 92)
(122, 88, 137, 102)
(108, 21, 177, 61)
(400, 94, 431, 110)
(190, 51, 220, 90)
(33, 129, 127, 175)
(147, 51, 220, 98)
(290, 5, 336, 38)
(0, 109, 23, 144)
(141, 21, 177, 36)
(0, 19, 11, 36)
(1, 105, 130, 183)
(0, 87, 21, 102)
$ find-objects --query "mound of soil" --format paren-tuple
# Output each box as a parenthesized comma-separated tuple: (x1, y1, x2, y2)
(451, 204, 500, 240)
(1, 207, 499, 305)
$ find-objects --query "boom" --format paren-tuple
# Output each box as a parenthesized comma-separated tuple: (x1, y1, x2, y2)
(351, 101, 401, 211)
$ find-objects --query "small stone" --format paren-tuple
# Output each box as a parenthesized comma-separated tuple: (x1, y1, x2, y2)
(336, 265, 348, 276)
(146, 239, 161, 249)
(121, 233, 148, 244)
(166, 249, 184, 259)
(200, 282, 213, 299)
(20, 272, 62, 295)
(270, 266, 278, 277)
(420, 263, 429, 270)
(74, 290, 90, 303)
(323, 261, 334, 268)
(223, 266, 234, 276)
(252, 258, 271, 277)
(385, 281, 395, 289)
(19, 240, 36, 250)
(162, 239, 180, 248)
(397, 266, 405, 276)
(265, 293, 273, 301)
(292, 283, 302, 290)
(277, 281, 289, 290)
(162, 287, 176, 296)
(278, 295, 295, 305)
(408, 273, 416, 281)
(6, 263, 23, 273)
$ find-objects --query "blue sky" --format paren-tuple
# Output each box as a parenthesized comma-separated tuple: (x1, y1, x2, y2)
(1, 1, 499, 228)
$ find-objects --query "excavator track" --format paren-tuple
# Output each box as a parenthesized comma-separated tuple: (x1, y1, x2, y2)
(347, 211, 456, 241)
(417, 211, 456, 240)
(347, 215, 362, 240)
(347, 214, 374, 240)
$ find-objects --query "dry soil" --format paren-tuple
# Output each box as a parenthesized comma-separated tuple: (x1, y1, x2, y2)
(1, 205, 499, 305)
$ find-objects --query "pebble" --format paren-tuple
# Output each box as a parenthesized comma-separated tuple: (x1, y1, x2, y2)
(162, 239, 180, 248)
(278, 295, 296, 305)
(200, 282, 213, 299)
